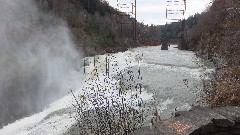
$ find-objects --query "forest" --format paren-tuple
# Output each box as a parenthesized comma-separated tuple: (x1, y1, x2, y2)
(36, 0, 162, 56)
(185, 0, 240, 106)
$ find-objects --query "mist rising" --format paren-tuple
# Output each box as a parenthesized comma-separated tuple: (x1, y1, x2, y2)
(0, 0, 82, 127)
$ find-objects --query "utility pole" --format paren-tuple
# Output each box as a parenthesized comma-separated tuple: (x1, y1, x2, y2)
(116, 0, 137, 48)
(88, 0, 89, 12)
(134, 0, 137, 41)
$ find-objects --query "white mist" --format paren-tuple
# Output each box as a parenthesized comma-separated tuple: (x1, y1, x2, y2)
(0, 0, 82, 127)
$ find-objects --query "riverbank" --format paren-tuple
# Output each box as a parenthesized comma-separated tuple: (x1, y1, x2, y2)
(184, 0, 240, 107)
(131, 106, 240, 135)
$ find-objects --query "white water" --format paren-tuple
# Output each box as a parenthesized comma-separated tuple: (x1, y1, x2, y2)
(132, 45, 213, 118)
(0, 45, 213, 135)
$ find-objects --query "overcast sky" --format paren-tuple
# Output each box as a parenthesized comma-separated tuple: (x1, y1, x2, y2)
(107, 0, 212, 25)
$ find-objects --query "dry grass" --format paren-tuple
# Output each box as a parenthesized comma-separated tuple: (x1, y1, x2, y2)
(203, 67, 240, 107)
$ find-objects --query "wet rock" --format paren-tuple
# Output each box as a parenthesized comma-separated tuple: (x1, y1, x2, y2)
(131, 106, 240, 135)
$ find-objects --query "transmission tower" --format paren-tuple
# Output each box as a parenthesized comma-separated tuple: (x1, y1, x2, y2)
(162, 0, 187, 50)
(116, 0, 137, 47)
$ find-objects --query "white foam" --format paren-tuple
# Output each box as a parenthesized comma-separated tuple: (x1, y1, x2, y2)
(0, 45, 213, 134)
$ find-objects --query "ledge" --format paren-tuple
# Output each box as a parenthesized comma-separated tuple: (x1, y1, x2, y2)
(131, 106, 240, 135)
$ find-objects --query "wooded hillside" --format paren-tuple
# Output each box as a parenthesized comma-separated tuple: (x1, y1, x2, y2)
(35, 0, 162, 56)
(185, 0, 240, 106)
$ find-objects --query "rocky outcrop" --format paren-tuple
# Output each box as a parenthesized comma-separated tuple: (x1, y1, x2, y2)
(131, 106, 240, 135)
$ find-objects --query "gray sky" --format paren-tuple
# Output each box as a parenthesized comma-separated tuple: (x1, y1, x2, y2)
(107, 0, 212, 25)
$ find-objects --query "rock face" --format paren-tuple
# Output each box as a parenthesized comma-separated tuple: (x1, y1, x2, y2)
(131, 106, 240, 135)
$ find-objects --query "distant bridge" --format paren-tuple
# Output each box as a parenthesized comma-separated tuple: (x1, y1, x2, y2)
(161, 0, 187, 50)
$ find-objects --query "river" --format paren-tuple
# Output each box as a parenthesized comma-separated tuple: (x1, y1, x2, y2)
(0, 45, 213, 135)
(131, 45, 211, 119)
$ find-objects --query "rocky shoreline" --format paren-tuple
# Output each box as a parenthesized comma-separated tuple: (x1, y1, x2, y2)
(131, 106, 240, 135)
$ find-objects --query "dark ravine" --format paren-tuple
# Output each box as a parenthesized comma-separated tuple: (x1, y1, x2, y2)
(131, 106, 240, 135)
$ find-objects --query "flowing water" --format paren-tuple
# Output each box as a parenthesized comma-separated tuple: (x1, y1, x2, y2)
(131, 45, 212, 119)
(0, 45, 213, 135)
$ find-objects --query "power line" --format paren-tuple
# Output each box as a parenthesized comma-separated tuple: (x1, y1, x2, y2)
(162, 0, 187, 50)
(115, 0, 137, 42)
